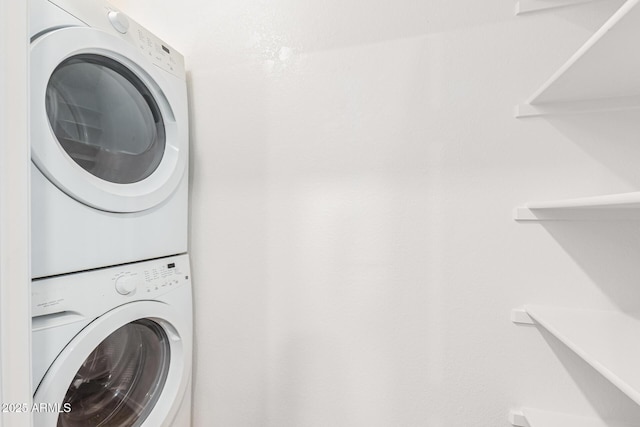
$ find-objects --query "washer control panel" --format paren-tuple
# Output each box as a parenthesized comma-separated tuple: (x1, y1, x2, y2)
(111, 260, 188, 297)
(32, 254, 191, 321)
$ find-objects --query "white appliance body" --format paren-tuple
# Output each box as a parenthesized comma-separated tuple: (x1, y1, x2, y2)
(30, 0, 189, 278)
(32, 254, 192, 427)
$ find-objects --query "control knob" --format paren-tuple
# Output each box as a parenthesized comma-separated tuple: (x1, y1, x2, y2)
(115, 275, 138, 295)
(108, 11, 130, 34)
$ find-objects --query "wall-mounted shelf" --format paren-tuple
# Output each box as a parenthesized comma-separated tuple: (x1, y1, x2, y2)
(516, 95, 640, 117)
(510, 408, 620, 427)
(517, 0, 640, 116)
(514, 191, 640, 220)
(512, 305, 640, 406)
(516, 0, 601, 15)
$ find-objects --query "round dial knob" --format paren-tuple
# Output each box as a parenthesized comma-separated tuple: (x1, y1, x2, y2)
(108, 11, 130, 34)
(115, 275, 138, 295)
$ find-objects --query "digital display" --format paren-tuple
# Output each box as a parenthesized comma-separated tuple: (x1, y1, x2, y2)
(167, 263, 175, 269)
(162, 45, 170, 54)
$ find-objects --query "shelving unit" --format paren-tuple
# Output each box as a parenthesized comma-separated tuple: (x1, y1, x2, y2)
(512, 0, 640, 421)
(517, 0, 640, 117)
(510, 408, 620, 427)
(513, 305, 640, 406)
(514, 191, 640, 220)
(516, 0, 601, 15)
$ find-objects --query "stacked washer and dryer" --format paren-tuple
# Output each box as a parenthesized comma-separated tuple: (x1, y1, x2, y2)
(30, 0, 192, 426)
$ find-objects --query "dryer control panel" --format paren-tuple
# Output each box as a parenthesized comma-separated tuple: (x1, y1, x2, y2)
(32, 254, 192, 327)
(128, 21, 185, 79)
(45, 0, 186, 79)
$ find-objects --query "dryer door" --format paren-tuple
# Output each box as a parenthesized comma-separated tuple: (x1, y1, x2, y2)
(33, 302, 191, 427)
(30, 27, 187, 213)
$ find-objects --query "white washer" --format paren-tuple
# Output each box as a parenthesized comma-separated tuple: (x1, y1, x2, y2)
(32, 254, 192, 427)
(30, 0, 189, 278)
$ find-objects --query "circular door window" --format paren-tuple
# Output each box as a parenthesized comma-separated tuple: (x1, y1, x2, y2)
(45, 54, 166, 184)
(31, 28, 187, 212)
(57, 319, 171, 427)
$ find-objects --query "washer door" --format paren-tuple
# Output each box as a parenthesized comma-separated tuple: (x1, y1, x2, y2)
(31, 27, 187, 213)
(34, 302, 191, 427)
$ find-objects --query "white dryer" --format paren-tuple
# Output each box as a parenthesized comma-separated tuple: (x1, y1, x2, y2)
(32, 254, 192, 427)
(30, 0, 189, 278)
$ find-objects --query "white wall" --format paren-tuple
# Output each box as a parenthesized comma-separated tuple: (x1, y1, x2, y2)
(113, 0, 640, 425)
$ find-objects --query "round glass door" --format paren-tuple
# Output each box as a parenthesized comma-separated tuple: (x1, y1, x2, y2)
(31, 27, 188, 212)
(46, 54, 166, 184)
(57, 319, 171, 427)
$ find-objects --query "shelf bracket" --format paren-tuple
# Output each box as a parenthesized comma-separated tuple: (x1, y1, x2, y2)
(509, 410, 529, 427)
(516, 0, 600, 15)
(512, 308, 535, 325)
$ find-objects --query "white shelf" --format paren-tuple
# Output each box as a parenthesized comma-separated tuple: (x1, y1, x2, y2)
(518, 0, 640, 116)
(516, 0, 601, 15)
(514, 305, 640, 406)
(510, 408, 621, 427)
(514, 191, 640, 220)
(516, 95, 640, 117)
